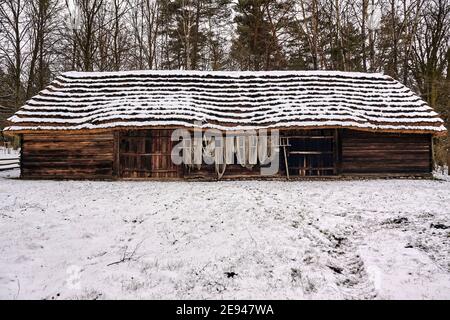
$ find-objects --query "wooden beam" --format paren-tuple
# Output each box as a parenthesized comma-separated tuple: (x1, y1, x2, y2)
(113, 131, 119, 177)
(19, 134, 23, 179)
(3, 125, 447, 137)
(333, 129, 339, 175)
(430, 135, 434, 173)
(282, 140, 290, 180)
(289, 151, 333, 155)
(448, 148, 450, 175)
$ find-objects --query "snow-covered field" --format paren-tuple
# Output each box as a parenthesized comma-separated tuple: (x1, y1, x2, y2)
(0, 169, 449, 300)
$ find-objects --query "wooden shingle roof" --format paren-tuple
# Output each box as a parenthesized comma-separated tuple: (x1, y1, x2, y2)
(4, 70, 447, 135)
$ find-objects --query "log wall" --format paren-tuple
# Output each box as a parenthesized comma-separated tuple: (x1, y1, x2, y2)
(19, 129, 433, 179)
(341, 130, 432, 175)
(21, 132, 114, 179)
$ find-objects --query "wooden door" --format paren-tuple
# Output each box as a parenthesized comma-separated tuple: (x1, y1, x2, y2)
(119, 129, 180, 179)
(149, 129, 180, 178)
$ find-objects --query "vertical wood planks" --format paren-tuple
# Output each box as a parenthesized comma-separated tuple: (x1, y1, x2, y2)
(118, 129, 181, 179)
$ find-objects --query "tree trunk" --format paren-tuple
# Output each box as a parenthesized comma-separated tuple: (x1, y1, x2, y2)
(362, 0, 367, 72)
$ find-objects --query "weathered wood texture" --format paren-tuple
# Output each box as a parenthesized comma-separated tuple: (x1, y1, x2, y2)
(20, 128, 433, 180)
(118, 129, 181, 179)
(341, 130, 432, 174)
(21, 132, 114, 179)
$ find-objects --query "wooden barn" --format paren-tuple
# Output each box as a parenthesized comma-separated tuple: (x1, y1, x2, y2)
(3, 70, 447, 180)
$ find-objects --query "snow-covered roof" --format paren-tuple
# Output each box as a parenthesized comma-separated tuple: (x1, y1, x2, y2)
(4, 70, 447, 134)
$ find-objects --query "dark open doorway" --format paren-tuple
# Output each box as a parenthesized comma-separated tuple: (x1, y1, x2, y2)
(281, 129, 338, 177)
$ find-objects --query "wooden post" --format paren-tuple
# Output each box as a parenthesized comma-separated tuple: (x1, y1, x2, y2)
(283, 145, 290, 180)
(113, 131, 120, 178)
(447, 148, 450, 175)
(333, 129, 339, 175)
(281, 137, 290, 180)
(446, 130, 450, 175)
(430, 135, 434, 173)
(19, 134, 23, 179)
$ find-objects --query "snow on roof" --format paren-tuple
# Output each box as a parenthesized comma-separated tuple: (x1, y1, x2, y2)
(3, 70, 447, 134)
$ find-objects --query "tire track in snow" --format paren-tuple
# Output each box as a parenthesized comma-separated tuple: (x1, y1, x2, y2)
(309, 216, 378, 300)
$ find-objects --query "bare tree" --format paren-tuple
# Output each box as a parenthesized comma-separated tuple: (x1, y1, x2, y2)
(411, 0, 450, 108)
(177, 0, 196, 69)
(295, 0, 322, 69)
(26, 0, 61, 98)
(144, 0, 160, 69)
(70, 0, 104, 71)
(0, 0, 29, 108)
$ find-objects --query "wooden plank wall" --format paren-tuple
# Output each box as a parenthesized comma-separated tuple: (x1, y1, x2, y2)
(20, 129, 434, 179)
(118, 129, 181, 179)
(21, 132, 114, 179)
(118, 130, 152, 178)
(341, 130, 432, 174)
(149, 129, 181, 178)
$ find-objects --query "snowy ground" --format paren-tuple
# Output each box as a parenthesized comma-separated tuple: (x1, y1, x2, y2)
(0, 169, 449, 300)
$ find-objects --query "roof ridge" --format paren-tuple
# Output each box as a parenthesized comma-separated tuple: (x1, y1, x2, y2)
(61, 69, 388, 80)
